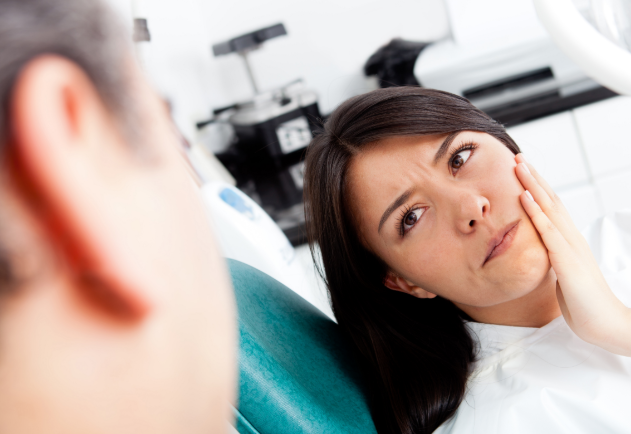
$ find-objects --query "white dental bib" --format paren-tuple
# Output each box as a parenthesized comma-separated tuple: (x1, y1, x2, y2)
(435, 211, 631, 434)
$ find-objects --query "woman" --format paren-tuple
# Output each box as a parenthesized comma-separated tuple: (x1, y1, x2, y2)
(303, 87, 631, 433)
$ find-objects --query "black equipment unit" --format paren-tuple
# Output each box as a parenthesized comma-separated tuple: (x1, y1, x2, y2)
(205, 24, 321, 245)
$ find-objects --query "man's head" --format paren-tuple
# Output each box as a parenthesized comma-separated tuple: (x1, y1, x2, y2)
(0, 1, 236, 433)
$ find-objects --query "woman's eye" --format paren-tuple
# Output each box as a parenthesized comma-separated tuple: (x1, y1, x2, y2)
(451, 149, 472, 171)
(403, 208, 424, 231)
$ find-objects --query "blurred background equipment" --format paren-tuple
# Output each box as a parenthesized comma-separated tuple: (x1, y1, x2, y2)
(202, 181, 333, 319)
(132, 17, 150, 42)
(127, 15, 330, 325)
(534, 0, 631, 96)
(198, 23, 321, 246)
(365, 0, 618, 127)
(364, 38, 429, 88)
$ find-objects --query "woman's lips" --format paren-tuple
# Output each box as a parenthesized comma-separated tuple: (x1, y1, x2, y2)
(483, 221, 520, 266)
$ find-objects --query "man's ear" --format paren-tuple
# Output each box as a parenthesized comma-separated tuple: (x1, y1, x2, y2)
(384, 272, 437, 299)
(9, 55, 151, 320)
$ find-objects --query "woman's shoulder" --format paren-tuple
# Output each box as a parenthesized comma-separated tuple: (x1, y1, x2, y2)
(465, 316, 564, 370)
(443, 316, 631, 434)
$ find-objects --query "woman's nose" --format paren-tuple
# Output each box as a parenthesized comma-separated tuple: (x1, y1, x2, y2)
(454, 193, 490, 234)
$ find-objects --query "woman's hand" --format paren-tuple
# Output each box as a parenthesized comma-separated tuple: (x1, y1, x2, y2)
(515, 153, 631, 356)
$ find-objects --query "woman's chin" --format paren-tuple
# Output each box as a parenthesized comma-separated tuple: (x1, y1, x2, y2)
(505, 241, 551, 293)
(481, 234, 550, 298)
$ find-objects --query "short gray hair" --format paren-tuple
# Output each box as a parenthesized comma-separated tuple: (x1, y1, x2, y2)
(0, 0, 135, 146)
(0, 0, 136, 293)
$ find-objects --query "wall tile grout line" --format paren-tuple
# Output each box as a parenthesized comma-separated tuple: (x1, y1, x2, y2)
(569, 109, 606, 216)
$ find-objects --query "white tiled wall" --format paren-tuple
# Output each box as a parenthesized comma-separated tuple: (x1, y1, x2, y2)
(595, 171, 631, 215)
(573, 97, 631, 222)
(507, 111, 590, 190)
(555, 185, 602, 231)
(507, 95, 631, 231)
(573, 97, 631, 178)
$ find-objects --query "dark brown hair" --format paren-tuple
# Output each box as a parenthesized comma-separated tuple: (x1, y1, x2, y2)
(303, 87, 519, 433)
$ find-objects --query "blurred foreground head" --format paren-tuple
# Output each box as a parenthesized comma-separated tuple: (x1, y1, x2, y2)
(0, 0, 236, 433)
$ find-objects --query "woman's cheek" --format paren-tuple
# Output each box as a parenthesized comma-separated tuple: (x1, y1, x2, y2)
(399, 243, 445, 285)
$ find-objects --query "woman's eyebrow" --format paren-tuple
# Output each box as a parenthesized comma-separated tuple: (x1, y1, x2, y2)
(377, 132, 463, 234)
(378, 188, 413, 234)
(433, 131, 462, 164)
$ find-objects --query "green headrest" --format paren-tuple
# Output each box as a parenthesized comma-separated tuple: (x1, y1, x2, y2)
(227, 259, 377, 434)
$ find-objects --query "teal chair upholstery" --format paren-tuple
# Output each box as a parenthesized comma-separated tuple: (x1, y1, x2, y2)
(227, 259, 377, 434)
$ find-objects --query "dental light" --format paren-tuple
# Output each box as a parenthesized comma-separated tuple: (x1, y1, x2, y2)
(533, 0, 631, 96)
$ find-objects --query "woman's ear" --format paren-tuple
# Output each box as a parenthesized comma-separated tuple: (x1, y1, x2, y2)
(384, 272, 437, 299)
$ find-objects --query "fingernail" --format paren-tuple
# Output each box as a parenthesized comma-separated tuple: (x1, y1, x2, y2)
(520, 154, 528, 164)
(520, 162, 531, 174)
(525, 190, 534, 201)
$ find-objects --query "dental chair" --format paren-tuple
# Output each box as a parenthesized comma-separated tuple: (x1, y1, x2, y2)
(227, 259, 377, 434)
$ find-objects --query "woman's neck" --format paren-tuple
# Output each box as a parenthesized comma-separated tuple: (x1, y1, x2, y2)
(454, 268, 562, 328)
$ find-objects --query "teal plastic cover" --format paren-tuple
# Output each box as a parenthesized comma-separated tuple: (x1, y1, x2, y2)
(227, 259, 377, 434)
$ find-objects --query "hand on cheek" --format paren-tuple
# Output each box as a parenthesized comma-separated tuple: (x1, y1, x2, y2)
(514, 153, 631, 356)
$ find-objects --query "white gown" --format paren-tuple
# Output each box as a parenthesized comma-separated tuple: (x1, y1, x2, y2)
(435, 210, 631, 434)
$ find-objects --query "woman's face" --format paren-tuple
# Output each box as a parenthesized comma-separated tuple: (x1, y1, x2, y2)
(347, 131, 551, 310)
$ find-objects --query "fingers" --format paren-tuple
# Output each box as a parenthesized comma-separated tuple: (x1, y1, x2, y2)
(519, 189, 574, 260)
(516, 162, 569, 230)
(515, 155, 578, 243)
(515, 154, 556, 199)
(515, 154, 574, 226)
